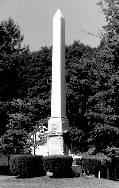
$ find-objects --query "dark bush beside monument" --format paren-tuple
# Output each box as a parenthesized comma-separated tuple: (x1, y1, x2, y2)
(9, 155, 45, 178)
(0, 154, 10, 175)
(76, 155, 111, 178)
(43, 155, 73, 177)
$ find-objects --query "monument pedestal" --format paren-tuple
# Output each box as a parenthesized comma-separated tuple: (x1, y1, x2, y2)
(48, 117, 69, 155)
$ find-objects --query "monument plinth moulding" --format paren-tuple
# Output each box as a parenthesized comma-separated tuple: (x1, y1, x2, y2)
(47, 9, 69, 155)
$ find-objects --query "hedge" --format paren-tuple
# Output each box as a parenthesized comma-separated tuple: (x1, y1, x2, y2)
(43, 155, 73, 177)
(76, 155, 111, 176)
(9, 155, 45, 178)
(0, 166, 10, 175)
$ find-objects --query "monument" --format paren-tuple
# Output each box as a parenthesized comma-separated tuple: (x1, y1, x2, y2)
(47, 9, 69, 155)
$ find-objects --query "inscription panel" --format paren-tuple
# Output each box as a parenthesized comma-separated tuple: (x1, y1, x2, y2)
(48, 136, 64, 155)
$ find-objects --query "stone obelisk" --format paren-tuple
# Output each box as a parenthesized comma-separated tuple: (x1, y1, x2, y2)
(48, 9, 69, 155)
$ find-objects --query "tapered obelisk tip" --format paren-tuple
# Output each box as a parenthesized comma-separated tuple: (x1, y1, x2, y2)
(53, 9, 64, 19)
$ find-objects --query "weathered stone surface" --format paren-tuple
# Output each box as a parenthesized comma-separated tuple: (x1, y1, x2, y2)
(51, 9, 66, 118)
(47, 135, 64, 155)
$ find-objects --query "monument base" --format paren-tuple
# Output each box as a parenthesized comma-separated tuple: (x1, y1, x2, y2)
(47, 117, 69, 155)
(48, 134, 64, 155)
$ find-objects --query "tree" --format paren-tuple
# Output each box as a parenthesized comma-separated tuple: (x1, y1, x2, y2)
(25, 47, 52, 99)
(97, 0, 119, 68)
(0, 97, 50, 154)
(0, 18, 25, 101)
(67, 127, 85, 153)
(88, 123, 119, 153)
(83, 0, 119, 154)
(0, 18, 24, 55)
(0, 126, 30, 155)
(66, 41, 94, 129)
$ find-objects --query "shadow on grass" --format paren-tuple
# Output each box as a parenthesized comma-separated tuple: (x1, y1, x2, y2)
(15, 171, 46, 179)
(48, 168, 82, 179)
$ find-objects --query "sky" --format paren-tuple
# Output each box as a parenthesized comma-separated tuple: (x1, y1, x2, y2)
(0, 0, 106, 51)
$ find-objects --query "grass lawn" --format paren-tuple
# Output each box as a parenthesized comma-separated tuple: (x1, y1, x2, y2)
(0, 176, 119, 188)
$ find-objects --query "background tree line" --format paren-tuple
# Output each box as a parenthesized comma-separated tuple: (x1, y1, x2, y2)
(0, 0, 119, 158)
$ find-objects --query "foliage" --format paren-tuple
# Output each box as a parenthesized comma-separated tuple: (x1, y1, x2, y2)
(0, 18, 24, 54)
(88, 124, 119, 153)
(17, 47, 52, 99)
(104, 146, 119, 159)
(97, 0, 119, 68)
(67, 127, 85, 153)
(66, 41, 95, 129)
(43, 155, 73, 177)
(29, 119, 48, 153)
(78, 154, 111, 176)
(0, 18, 25, 101)
(0, 129, 30, 155)
(0, 97, 50, 154)
(84, 0, 119, 154)
(9, 155, 45, 178)
(71, 165, 82, 177)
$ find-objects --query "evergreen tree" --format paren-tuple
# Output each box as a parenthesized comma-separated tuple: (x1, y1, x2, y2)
(0, 18, 24, 101)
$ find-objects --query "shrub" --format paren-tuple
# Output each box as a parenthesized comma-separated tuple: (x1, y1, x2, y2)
(76, 155, 111, 176)
(9, 155, 45, 178)
(71, 165, 82, 177)
(0, 166, 10, 175)
(43, 155, 73, 177)
(0, 154, 10, 175)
